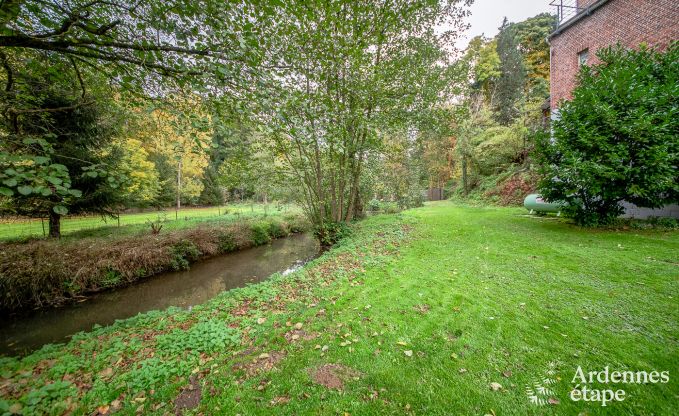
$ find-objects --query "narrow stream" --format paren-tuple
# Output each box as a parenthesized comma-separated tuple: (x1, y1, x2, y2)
(0, 233, 319, 356)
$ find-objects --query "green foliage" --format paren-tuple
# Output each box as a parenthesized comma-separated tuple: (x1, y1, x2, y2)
(155, 319, 240, 355)
(537, 44, 679, 226)
(21, 380, 76, 416)
(217, 233, 237, 253)
(169, 240, 201, 271)
(494, 18, 527, 125)
(314, 221, 352, 247)
(250, 222, 272, 246)
(267, 220, 289, 239)
(100, 268, 122, 288)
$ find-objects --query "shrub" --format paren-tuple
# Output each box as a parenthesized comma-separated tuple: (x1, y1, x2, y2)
(268, 220, 289, 238)
(368, 199, 381, 212)
(314, 221, 351, 247)
(169, 240, 201, 271)
(217, 233, 237, 253)
(250, 222, 272, 245)
(536, 44, 679, 226)
(100, 268, 122, 288)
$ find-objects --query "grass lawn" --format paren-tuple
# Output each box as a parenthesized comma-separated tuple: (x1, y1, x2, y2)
(0, 203, 296, 241)
(1, 202, 677, 415)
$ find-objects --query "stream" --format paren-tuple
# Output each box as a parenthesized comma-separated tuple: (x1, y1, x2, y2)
(0, 233, 319, 356)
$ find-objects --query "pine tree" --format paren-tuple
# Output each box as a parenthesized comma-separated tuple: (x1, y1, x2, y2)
(493, 18, 526, 125)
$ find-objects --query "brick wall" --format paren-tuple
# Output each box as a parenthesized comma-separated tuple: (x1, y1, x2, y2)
(577, 0, 599, 8)
(550, 0, 679, 109)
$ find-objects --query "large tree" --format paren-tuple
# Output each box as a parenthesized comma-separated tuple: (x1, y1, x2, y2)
(493, 17, 526, 125)
(0, 60, 126, 236)
(0, 0, 273, 234)
(254, 0, 469, 244)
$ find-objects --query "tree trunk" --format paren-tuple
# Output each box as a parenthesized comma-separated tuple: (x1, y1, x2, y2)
(48, 210, 61, 238)
(461, 156, 468, 195)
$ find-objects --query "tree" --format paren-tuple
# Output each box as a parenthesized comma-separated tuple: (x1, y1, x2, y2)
(493, 18, 526, 125)
(0, 0, 274, 226)
(255, 0, 469, 244)
(511, 13, 557, 99)
(118, 139, 161, 207)
(0, 0, 270, 91)
(536, 44, 679, 226)
(463, 36, 501, 102)
(0, 64, 126, 236)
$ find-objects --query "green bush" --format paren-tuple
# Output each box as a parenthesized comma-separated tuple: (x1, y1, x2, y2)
(250, 222, 272, 245)
(169, 240, 201, 271)
(314, 221, 351, 246)
(217, 232, 237, 253)
(536, 44, 679, 226)
(268, 220, 289, 238)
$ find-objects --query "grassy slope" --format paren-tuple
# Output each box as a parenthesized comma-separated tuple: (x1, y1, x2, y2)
(1, 202, 677, 415)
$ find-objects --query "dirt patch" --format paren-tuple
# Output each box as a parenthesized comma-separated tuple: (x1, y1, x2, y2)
(284, 330, 319, 343)
(232, 351, 287, 378)
(309, 364, 361, 390)
(174, 375, 202, 415)
(413, 304, 430, 314)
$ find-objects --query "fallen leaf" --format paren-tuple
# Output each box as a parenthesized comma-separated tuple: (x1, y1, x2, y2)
(258, 353, 270, 359)
(396, 341, 407, 346)
(404, 350, 413, 357)
(97, 405, 110, 414)
(450, 353, 458, 360)
(548, 397, 560, 405)
(8, 403, 22, 414)
(502, 370, 512, 378)
(99, 367, 113, 378)
(257, 317, 266, 325)
(294, 322, 303, 330)
(490, 382, 502, 391)
(459, 368, 467, 374)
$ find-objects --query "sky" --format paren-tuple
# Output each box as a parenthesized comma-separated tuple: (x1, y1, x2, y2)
(455, 0, 554, 50)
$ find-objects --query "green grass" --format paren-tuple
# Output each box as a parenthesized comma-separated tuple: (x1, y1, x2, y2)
(0, 203, 297, 241)
(1, 202, 677, 415)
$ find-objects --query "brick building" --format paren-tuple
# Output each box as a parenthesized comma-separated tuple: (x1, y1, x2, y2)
(549, 0, 679, 109)
(547, 0, 679, 219)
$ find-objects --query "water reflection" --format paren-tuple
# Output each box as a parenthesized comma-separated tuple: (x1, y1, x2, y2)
(0, 233, 319, 356)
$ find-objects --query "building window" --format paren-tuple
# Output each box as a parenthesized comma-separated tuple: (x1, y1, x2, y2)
(578, 48, 589, 66)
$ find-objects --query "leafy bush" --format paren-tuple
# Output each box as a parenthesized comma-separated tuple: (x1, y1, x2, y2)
(368, 199, 381, 212)
(250, 222, 272, 245)
(314, 221, 351, 246)
(169, 240, 201, 271)
(267, 220, 289, 238)
(217, 232, 237, 253)
(536, 44, 679, 226)
(100, 268, 122, 288)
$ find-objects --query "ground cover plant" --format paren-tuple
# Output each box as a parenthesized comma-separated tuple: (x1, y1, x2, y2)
(1, 203, 676, 415)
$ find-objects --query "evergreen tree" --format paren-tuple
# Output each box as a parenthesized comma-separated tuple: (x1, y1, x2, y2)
(493, 18, 526, 125)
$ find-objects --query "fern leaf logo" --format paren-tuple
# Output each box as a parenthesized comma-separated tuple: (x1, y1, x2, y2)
(526, 361, 561, 406)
